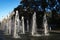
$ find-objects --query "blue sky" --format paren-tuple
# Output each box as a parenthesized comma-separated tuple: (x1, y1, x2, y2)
(0, 0, 21, 21)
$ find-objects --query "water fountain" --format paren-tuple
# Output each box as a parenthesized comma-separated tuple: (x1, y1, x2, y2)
(32, 12, 36, 35)
(50, 27, 51, 31)
(31, 12, 41, 36)
(43, 13, 49, 36)
(8, 18, 11, 35)
(27, 20, 29, 32)
(5, 21, 9, 35)
(5, 17, 9, 35)
(21, 16, 25, 34)
(13, 10, 20, 38)
(3, 21, 7, 35)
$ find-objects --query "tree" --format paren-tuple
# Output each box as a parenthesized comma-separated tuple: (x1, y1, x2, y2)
(14, 0, 60, 30)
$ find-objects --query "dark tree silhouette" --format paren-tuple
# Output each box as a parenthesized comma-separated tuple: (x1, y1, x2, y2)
(14, 0, 60, 30)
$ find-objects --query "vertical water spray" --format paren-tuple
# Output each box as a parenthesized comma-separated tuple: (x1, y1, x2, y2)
(3, 20, 7, 35)
(19, 19, 22, 34)
(13, 10, 20, 38)
(27, 19, 29, 32)
(6, 17, 9, 35)
(50, 27, 51, 31)
(8, 17, 11, 35)
(21, 16, 25, 34)
(6, 21, 8, 35)
(32, 12, 37, 35)
(43, 13, 49, 36)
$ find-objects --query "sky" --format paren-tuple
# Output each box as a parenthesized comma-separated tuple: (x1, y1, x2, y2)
(0, 0, 21, 21)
